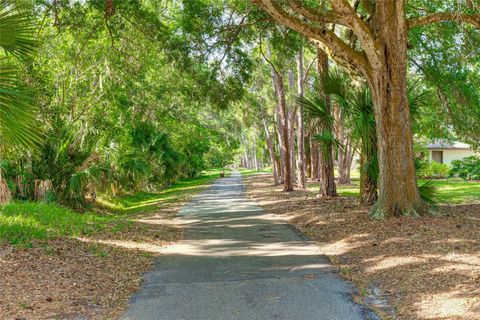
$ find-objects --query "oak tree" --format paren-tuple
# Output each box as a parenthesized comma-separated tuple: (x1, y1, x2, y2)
(253, 0, 480, 218)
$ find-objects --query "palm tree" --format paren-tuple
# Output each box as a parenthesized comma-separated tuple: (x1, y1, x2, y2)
(297, 64, 346, 197)
(0, 0, 42, 203)
(0, 0, 42, 147)
(298, 90, 338, 160)
(336, 85, 379, 205)
(337, 82, 437, 216)
(303, 68, 437, 215)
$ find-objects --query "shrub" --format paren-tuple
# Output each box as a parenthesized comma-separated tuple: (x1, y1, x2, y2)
(449, 156, 480, 180)
(419, 162, 450, 179)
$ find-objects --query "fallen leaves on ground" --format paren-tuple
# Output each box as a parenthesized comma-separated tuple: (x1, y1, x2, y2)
(0, 201, 186, 320)
(244, 174, 480, 320)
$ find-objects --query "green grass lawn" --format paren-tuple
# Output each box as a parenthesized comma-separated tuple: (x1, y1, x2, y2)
(240, 167, 479, 204)
(0, 168, 229, 247)
(308, 178, 480, 204)
(419, 179, 480, 204)
(238, 167, 272, 177)
(97, 168, 231, 214)
(0, 202, 114, 246)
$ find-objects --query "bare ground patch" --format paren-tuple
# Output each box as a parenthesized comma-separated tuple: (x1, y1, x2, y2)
(244, 174, 480, 320)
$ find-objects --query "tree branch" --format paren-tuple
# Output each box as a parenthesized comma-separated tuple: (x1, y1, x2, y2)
(258, 37, 278, 75)
(287, 1, 345, 26)
(302, 56, 317, 85)
(408, 12, 480, 29)
(329, 0, 379, 68)
(253, 0, 371, 76)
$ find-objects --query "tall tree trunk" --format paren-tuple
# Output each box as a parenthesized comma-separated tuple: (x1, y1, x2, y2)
(241, 132, 250, 168)
(275, 104, 285, 183)
(253, 133, 259, 171)
(359, 152, 378, 205)
(262, 113, 280, 185)
(310, 136, 319, 180)
(296, 48, 306, 189)
(288, 109, 296, 186)
(305, 131, 312, 178)
(344, 139, 354, 182)
(287, 70, 296, 186)
(317, 47, 337, 197)
(335, 104, 351, 184)
(271, 69, 286, 184)
(338, 144, 353, 184)
(272, 71, 293, 191)
(367, 4, 424, 218)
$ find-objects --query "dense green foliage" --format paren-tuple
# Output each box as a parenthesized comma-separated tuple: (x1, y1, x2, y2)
(0, 1, 242, 208)
(0, 168, 227, 246)
(408, 12, 480, 146)
(0, 0, 478, 218)
(418, 162, 451, 179)
(449, 156, 480, 180)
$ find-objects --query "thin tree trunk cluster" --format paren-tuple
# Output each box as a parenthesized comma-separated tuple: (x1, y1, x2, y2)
(316, 48, 337, 197)
(240, 131, 264, 171)
(253, 0, 476, 217)
(334, 104, 354, 185)
(248, 46, 354, 198)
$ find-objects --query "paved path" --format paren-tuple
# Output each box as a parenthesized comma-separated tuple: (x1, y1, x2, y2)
(121, 171, 378, 320)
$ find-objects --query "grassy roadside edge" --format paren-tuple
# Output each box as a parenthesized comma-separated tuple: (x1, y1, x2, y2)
(0, 167, 230, 319)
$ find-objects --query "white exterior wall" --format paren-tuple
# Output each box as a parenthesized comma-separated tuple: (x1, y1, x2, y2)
(429, 149, 476, 164)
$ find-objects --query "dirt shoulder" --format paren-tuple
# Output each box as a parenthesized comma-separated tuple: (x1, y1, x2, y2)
(0, 199, 188, 320)
(244, 174, 480, 320)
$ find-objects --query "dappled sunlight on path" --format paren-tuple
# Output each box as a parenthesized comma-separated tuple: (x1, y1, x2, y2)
(120, 171, 379, 320)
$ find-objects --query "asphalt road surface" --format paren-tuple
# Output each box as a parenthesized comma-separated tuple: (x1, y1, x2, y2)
(121, 171, 379, 320)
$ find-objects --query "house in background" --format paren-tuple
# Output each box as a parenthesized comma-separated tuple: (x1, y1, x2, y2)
(426, 140, 476, 164)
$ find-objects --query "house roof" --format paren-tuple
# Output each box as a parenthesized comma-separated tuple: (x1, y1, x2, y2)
(426, 140, 471, 150)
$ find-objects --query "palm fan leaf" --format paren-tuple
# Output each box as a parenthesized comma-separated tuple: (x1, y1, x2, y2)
(0, 1, 42, 150)
(312, 131, 341, 161)
(408, 80, 431, 117)
(297, 91, 334, 127)
(0, 0, 37, 59)
(418, 180, 439, 210)
(323, 67, 349, 98)
(0, 62, 43, 148)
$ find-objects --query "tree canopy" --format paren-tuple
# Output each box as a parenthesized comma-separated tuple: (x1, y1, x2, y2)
(0, 0, 478, 216)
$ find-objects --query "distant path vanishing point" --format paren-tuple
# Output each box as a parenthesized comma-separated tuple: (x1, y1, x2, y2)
(121, 170, 379, 320)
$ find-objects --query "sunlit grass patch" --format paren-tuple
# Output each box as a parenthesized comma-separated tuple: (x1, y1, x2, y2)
(419, 179, 480, 204)
(0, 168, 228, 246)
(238, 167, 271, 177)
(98, 168, 231, 214)
(307, 178, 479, 204)
(308, 179, 360, 197)
(0, 202, 112, 246)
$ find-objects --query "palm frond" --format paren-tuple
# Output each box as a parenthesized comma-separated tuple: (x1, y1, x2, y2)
(323, 67, 349, 98)
(414, 152, 429, 176)
(0, 1, 41, 151)
(312, 131, 341, 161)
(418, 180, 439, 210)
(0, 61, 43, 148)
(0, 0, 37, 59)
(408, 80, 430, 116)
(297, 91, 334, 127)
